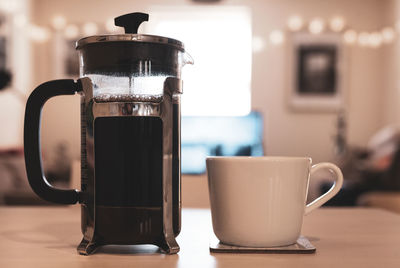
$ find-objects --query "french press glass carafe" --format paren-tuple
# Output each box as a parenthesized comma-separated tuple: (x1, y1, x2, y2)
(24, 12, 192, 255)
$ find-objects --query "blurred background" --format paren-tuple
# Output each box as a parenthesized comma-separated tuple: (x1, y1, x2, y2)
(1, 0, 400, 211)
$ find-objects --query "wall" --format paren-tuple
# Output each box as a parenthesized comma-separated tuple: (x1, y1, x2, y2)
(382, 0, 400, 127)
(30, 0, 391, 165)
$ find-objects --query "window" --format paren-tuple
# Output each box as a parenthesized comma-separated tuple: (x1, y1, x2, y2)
(147, 6, 252, 116)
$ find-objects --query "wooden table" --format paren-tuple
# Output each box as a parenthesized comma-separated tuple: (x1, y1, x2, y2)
(0, 207, 399, 267)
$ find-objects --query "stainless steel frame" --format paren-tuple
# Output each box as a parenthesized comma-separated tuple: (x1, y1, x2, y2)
(77, 77, 181, 255)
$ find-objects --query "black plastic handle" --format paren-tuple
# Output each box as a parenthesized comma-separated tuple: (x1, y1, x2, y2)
(114, 12, 149, 34)
(24, 79, 82, 204)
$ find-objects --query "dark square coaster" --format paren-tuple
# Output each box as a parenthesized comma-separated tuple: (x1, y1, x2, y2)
(210, 236, 316, 254)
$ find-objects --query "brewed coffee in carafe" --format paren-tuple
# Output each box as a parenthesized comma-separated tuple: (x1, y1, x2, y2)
(23, 12, 192, 255)
(85, 88, 180, 245)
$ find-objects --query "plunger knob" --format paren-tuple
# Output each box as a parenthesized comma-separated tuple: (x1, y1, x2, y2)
(114, 12, 149, 34)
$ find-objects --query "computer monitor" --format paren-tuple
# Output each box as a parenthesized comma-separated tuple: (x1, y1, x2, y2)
(181, 111, 264, 174)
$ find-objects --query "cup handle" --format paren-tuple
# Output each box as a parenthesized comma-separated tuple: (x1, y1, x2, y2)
(305, 162, 344, 215)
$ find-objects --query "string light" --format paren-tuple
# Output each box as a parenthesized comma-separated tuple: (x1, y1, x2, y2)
(8, 12, 400, 48)
(82, 22, 98, 36)
(252, 36, 266, 52)
(358, 32, 369, 47)
(51, 15, 66, 30)
(309, 18, 325, 34)
(287, 15, 303, 32)
(269, 30, 285, 45)
(64, 24, 79, 39)
(395, 20, 400, 33)
(343, 29, 357, 45)
(330, 16, 346, 32)
(368, 31, 383, 48)
(28, 25, 50, 43)
(381, 27, 395, 43)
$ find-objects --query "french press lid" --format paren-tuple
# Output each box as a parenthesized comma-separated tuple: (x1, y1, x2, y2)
(76, 12, 190, 77)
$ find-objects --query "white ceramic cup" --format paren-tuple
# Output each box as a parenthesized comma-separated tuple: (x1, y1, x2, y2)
(206, 156, 343, 247)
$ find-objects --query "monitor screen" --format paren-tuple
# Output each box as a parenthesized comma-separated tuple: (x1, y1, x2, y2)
(181, 112, 264, 174)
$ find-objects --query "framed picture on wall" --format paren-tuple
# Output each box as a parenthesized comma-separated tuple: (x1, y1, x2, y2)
(288, 32, 345, 112)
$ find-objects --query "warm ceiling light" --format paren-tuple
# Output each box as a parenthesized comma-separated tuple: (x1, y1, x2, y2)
(28, 25, 50, 43)
(82, 22, 98, 36)
(269, 30, 285, 45)
(395, 20, 400, 33)
(330, 16, 345, 32)
(368, 32, 383, 48)
(382, 27, 395, 43)
(343, 30, 357, 44)
(51, 15, 66, 30)
(64, 24, 79, 39)
(358, 32, 369, 47)
(343, 29, 357, 44)
(309, 18, 325, 34)
(252, 36, 266, 52)
(287, 15, 303, 32)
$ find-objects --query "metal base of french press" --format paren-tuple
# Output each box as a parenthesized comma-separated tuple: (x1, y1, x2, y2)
(157, 236, 180, 254)
(77, 236, 179, 255)
(77, 237, 101, 255)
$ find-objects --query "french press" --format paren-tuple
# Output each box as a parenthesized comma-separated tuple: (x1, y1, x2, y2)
(24, 12, 192, 255)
